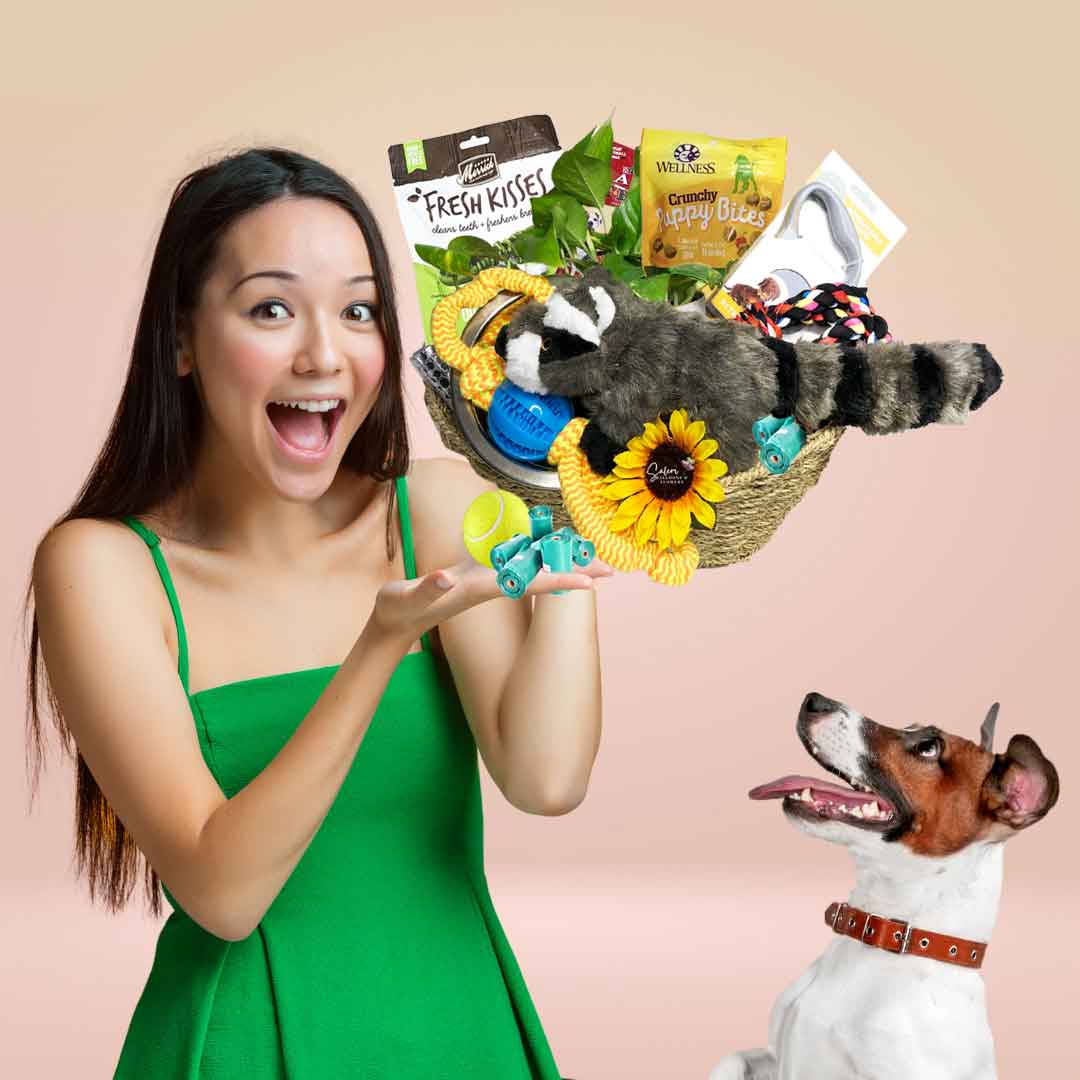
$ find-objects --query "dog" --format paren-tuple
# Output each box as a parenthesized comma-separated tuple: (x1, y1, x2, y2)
(709, 692, 1059, 1080)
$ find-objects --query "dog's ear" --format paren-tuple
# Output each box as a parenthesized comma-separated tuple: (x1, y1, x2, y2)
(981, 734, 1059, 832)
(979, 702, 999, 752)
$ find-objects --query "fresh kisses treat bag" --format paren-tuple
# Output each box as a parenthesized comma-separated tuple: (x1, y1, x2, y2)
(640, 129, 787, 278)
(389, 115, 562, 342)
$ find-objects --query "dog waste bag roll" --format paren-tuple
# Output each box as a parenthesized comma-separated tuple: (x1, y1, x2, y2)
(761, 419, 806, 474)
(753, 414, 788, 448)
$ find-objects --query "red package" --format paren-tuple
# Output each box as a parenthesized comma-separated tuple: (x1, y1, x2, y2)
(606, 142, 634, 207)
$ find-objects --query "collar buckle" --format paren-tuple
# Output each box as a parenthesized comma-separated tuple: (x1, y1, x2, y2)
(889, 918, 912, 954)
(829, 901, 847, 932)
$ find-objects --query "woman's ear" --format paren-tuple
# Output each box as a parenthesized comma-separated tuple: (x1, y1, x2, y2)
(176, 321, 193, 376)
(981, 734, 1060, 833)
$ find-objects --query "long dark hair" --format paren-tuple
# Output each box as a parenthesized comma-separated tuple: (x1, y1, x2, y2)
(21, 147, 410, 916)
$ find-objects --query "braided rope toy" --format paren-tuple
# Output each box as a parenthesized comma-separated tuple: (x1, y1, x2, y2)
(735, 283, 891, 345)
(430, 268, 553, 409)
(431, 271, 700, 584)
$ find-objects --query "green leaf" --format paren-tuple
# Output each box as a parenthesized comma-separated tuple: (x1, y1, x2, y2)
(531, 192, 589, 250)
(572, 113, 615, 164)
(669, 263, 718, 285)
(668, 276, 700, 306)
(513, 225, 562, 270)
(414, 243, 472, 276)
(608, 171, 642, 257)
(446, 235, 499, 260)
(630, 273, 671, 303)
(600, 252, 644, 285)
(552, 148, 611, 210)
(609, 165, 641, 253)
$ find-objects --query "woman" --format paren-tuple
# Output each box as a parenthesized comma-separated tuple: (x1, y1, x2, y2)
(24, 146, 608, 1078)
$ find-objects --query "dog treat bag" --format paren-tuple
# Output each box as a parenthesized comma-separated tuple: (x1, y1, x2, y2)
(388, 115, 562, 342)
(640, 129, 787, 276)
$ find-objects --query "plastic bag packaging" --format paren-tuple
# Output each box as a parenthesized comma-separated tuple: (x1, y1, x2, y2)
(640, 129, 786, 277)
(388, 115, 562, 342)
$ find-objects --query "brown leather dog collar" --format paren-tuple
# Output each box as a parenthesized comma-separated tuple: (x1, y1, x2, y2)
(825, 901, 988, 969)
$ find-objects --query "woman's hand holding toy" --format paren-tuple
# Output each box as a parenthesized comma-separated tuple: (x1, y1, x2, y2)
(370, 557, 611, 649)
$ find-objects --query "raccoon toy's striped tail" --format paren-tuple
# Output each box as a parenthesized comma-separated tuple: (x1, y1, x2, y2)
(759, 337, 1002, 433)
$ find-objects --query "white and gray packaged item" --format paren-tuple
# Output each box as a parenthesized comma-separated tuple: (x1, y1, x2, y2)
(388, 115, 561, 343)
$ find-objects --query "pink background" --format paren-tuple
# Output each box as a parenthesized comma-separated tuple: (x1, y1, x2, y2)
(4, 3, 1077, 1076)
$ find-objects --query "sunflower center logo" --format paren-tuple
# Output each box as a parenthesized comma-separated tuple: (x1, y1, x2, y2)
(673, 143, 700, 164)
(644, 443, 696, 500)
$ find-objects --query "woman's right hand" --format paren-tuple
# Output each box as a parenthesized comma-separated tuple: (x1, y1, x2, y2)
(369, 556, 609, 649)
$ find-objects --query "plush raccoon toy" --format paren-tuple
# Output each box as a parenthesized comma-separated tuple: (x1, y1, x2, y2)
(493, 265, 1003, 476)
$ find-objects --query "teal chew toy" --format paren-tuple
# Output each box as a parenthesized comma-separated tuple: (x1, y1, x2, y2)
(487, 503, 595, 598)
(752, 414, 787, 448)
(759, 416, 806, 475)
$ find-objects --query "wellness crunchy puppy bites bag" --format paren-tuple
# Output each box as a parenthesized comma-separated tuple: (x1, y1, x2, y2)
(641, 130, 786, 276)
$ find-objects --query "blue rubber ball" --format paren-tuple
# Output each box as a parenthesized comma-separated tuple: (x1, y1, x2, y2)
(486, 381, 574, 462)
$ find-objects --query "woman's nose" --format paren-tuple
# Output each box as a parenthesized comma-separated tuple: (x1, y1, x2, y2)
(295, 321, 341, 374)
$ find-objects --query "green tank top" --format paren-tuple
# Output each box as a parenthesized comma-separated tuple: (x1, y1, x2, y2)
(113, 473, 561, 1080)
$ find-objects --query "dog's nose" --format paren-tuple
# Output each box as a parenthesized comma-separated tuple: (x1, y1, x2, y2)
(802, 692, 840, 716)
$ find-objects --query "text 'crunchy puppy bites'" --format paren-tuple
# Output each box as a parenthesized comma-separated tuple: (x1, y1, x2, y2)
(640, 129, 786, 276)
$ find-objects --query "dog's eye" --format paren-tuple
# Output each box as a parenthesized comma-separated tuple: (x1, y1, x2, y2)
(914, 737, 943, 760)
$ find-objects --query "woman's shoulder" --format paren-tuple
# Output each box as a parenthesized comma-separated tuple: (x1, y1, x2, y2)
(35, 515, 159, 573)
(407, 456, 490, 493)
(405, 458, 496, 573)
(33, 517, 172, 652)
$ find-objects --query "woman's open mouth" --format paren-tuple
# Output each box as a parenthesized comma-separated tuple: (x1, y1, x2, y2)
(265, 398, 347, 460)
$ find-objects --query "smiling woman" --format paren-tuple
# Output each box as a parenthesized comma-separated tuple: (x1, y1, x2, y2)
(23, 146, 604, 1078)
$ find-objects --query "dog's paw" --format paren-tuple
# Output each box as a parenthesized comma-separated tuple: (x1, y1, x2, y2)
(708, 1049, 777, 1080)
(708, 1057, 748, 1080)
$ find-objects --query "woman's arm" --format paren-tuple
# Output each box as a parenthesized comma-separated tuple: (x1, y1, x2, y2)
(413, 459, 605, 815)
(34, 519, 430, 942)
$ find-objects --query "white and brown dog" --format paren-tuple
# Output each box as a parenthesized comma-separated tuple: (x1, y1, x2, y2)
(710, 692, 1059, 1080)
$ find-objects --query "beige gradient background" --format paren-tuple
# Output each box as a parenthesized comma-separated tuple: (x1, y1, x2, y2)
(4, 3, 1078, 1076)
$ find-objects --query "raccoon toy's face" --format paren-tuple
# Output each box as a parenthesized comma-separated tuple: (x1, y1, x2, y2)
(493, 271, 618, 398)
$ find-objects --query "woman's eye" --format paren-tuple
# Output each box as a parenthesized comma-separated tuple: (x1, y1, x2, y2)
(250, 300, 291, 321)
(343, 302, 376, 322)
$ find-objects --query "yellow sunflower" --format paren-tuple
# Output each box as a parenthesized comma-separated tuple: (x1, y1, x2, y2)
(602, 409, 728, 549)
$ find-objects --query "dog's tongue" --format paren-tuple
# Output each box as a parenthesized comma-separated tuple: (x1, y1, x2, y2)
(750, 775, 867, 802)
(267, 403, 327, 451)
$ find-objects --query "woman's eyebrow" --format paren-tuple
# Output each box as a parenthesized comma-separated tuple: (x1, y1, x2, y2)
(228, 270, 375, 295)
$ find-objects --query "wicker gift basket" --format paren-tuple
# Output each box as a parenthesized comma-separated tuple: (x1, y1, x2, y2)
(419, 267, 844, 586)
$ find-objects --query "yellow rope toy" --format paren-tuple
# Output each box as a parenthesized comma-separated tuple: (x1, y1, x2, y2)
(429, 267, 552, 410)
(430, 270, 699, 585)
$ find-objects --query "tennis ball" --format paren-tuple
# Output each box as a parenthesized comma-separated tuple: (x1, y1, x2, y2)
(462, 489, 533, 567)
